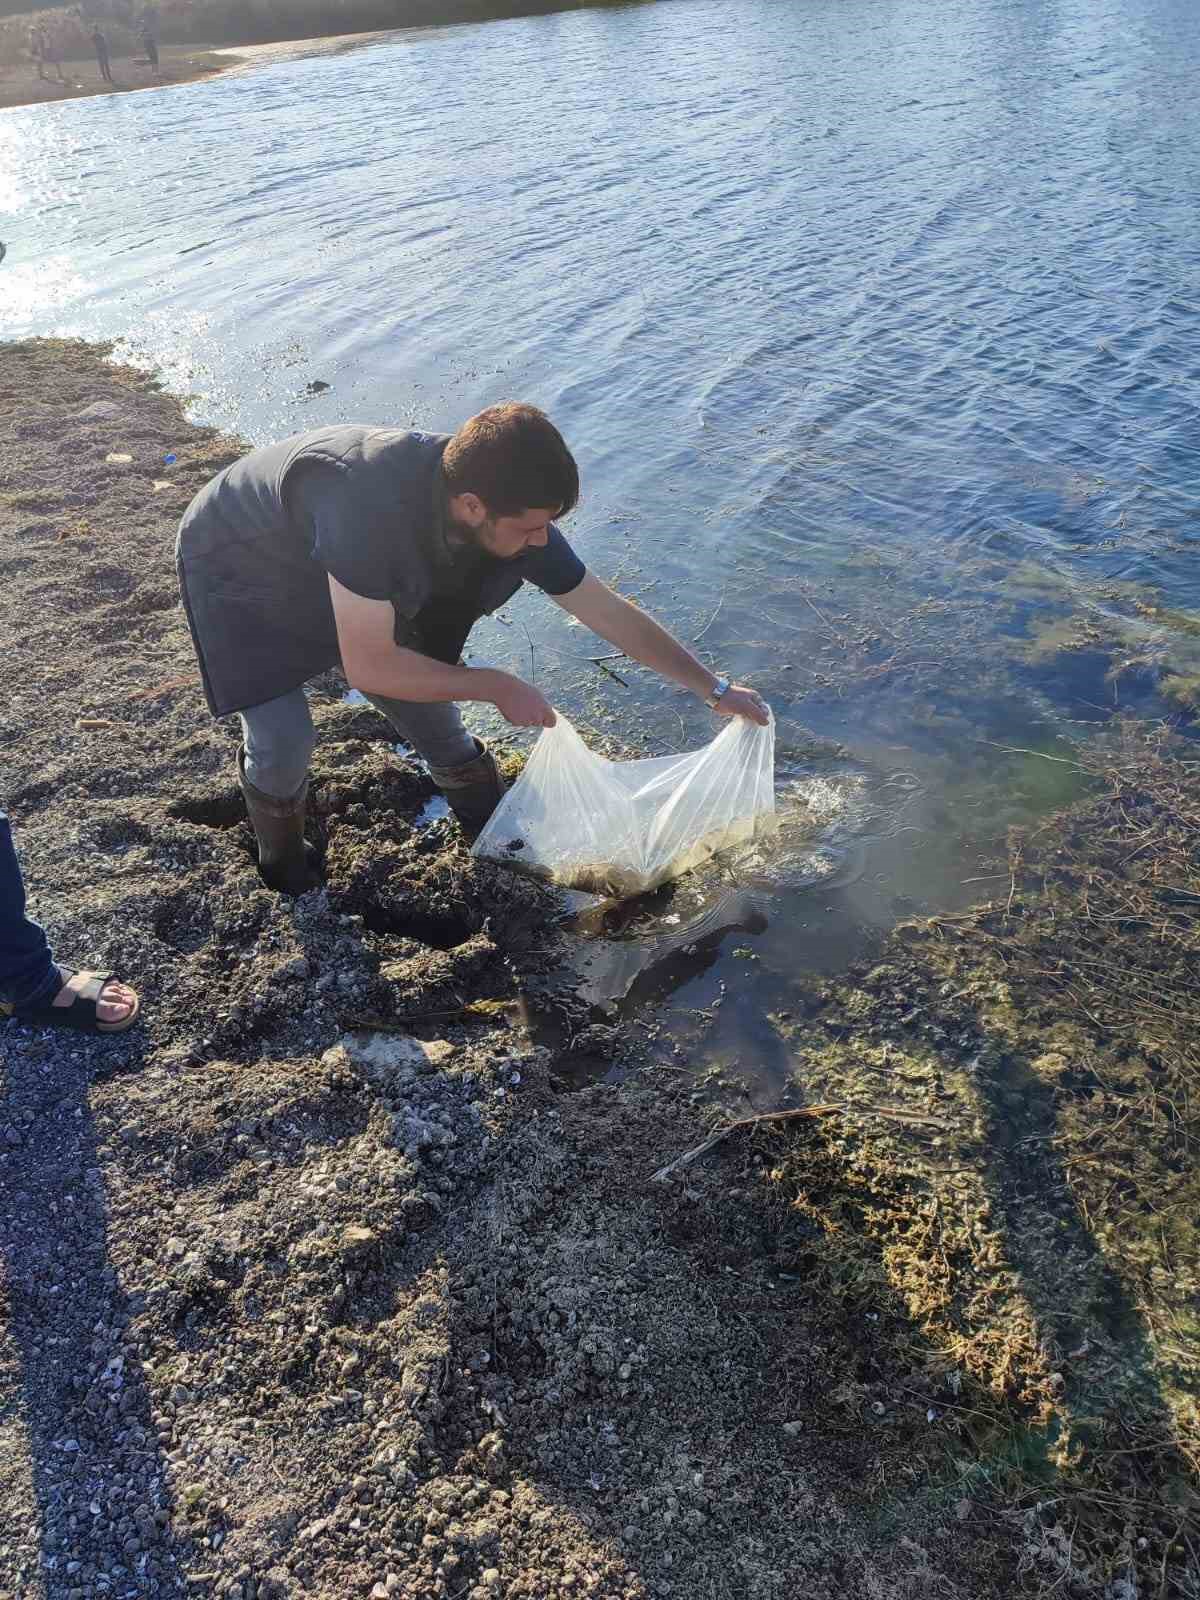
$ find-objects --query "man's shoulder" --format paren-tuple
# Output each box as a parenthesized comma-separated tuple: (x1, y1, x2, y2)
(278, 425, 448, 477)
(277, 427, 449, 549)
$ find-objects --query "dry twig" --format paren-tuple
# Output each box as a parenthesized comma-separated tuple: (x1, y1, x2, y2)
(649, 1101, 952, 1182)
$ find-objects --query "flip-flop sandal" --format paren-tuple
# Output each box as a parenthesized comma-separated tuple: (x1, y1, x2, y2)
(1, 967, 141, 1034)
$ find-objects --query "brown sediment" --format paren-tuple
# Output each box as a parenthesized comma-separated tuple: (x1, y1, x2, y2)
(0, 336, 1195, 1598)
(486, 815, 775, 902)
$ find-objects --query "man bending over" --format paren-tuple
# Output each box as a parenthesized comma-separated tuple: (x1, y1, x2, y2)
(176, 404, 767, 893)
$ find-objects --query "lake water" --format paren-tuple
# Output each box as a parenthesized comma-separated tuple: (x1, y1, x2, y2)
(3, 0, 1199, 1076)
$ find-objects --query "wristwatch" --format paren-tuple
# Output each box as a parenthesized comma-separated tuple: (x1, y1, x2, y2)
(705, 675, 731, 709)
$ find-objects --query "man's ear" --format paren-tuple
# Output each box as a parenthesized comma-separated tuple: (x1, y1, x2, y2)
(449, 491, 487, 527)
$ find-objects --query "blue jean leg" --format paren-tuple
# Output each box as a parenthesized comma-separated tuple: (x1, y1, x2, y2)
(239, 688, 316, 799)
(0, 814, 61, 1009)
(365, 693, 477, 769)
(238, 687, 478, 797)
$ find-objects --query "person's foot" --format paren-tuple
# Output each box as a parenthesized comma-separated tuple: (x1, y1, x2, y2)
(51, 968, 138, 1026)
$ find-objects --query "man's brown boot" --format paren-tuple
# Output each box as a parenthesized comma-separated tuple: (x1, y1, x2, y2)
(428, 738, 506, 841)
(237, 748, 322, 895)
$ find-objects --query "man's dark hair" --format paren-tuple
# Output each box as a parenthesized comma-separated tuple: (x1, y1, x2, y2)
(443, 404, 579, 519)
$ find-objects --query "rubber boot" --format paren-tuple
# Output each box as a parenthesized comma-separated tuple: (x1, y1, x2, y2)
(427, 738, 506, 841)
(237, 748, 322, 895)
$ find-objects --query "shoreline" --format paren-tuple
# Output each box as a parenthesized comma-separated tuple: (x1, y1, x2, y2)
(0, 336, 1194, 1597)
(0, 1, 620, 113)
(1, 26, 426, 111)
(0, 31, 404, 111)
(0, 43, 244, 111)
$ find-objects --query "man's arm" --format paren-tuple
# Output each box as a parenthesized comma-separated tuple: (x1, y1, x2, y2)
(328, 575, 556, 727)
(552, 573, 769, 725)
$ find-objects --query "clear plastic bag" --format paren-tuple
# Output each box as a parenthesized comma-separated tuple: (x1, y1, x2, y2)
(472, 711, 776, 899)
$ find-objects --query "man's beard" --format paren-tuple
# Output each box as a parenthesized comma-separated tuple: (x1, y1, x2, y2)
(447, 513, 522, 562)
(445, 512, 492, 555)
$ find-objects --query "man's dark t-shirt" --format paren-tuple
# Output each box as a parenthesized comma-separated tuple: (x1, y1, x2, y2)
(175, 425, 586, 717)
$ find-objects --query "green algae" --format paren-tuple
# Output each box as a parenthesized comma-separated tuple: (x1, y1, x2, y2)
(1133, 602, 1200, 640)
(1019, 611, 1118, 663)
(1162, 673, 1200, 713)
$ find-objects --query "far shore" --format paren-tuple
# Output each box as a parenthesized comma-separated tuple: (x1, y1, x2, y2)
(1, 0, 642, 113)
(0, 42, 242, 109)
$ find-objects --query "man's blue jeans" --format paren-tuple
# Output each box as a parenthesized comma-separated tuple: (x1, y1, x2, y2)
(0, 814, 60, 1009)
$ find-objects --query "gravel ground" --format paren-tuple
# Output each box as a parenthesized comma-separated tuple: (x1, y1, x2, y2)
(0, 339, 1027, 1600)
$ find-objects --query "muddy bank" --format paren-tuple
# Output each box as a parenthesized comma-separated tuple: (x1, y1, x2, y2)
(0, 338, 1193, 1599)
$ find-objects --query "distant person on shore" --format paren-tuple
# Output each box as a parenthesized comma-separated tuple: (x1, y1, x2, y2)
(176, 408, 769, 894)
(29, 24, 47, 79)
(0, 814, 140, 1035)
(141, 23, 159, 72)
(40, 25, 67, 82)
(92, 25, 113, 84)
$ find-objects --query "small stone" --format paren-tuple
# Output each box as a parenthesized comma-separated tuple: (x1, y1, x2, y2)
(421, 1039, 457, 1068)
(781, 1420, 803, 1438)
(481, 1571, 501, 1590)
(165, 1237, 186, 1259)
(338, 1031, 425, 1086)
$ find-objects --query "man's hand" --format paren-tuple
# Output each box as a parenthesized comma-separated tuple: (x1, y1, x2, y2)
(480, 670, 557, 728)
(714, 684, 770, 727)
